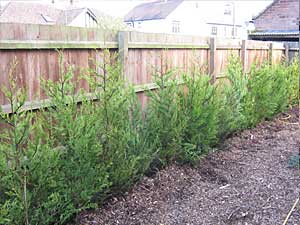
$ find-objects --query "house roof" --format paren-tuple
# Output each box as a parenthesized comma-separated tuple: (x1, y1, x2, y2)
(0, 1, 104, 26)
(252, 0, 279, 20)
(124, 0, 183, 22)
(0, 1, 63, 24)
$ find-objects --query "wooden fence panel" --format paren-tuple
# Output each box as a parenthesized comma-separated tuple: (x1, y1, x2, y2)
(271, 42, 285, 65)
(247, 49, 269, 70)
(287, 42, 299, 62)
(0, 23, 294, 110)
(215, 49, 240, 76)
(0, 48, 119, 105)
(289, 50, 299, 62)
(0, 23, 118, 42)
(272, 49, 284, 64)
(0, 50, 13, 104)
(127, 48, 208, 85)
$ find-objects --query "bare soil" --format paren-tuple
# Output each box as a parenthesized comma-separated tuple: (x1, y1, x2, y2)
(77, 107, 300, 225)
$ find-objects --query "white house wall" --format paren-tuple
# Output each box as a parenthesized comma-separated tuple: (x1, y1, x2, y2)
(127, 1, 210, 36)
(68, 10, 87, 27)
(126, 1, 249, 39)
(166, 1, 208, 36)
(68, 9, 97, 28)
(131, 19, 169, 34)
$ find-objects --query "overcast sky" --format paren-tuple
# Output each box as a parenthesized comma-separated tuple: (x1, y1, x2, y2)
(0, 0, 273, 23)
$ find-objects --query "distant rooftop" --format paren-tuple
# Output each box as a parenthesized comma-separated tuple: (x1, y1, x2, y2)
(124, 0, 183, 22)
(0, 1, 106, 26)
(0, 1, 62, 25)
(252, 0, 279, 20)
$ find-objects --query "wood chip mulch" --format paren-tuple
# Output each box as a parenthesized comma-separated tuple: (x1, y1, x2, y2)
(76, 107, 300, 225)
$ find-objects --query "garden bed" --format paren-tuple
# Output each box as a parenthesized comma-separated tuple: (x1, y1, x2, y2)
(77, 106, 299, 225)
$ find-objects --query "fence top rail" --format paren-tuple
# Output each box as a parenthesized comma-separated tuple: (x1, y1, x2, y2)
(0, 23, 118, 42)
(0, 40, 119, 49)
(0, 39, 288, 50)
(128, 31, 210, 44)
(0, 41, 287, 50)
(0, 23, 292, 51)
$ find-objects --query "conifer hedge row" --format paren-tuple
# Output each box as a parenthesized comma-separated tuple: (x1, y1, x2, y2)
(0, 53, 298, 224)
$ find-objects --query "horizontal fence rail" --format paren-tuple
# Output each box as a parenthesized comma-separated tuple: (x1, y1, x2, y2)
(0, 23, 298, 111)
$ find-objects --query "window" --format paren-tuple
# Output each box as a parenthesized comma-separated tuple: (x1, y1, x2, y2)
(172, 21, 180, 33)
(211, 26, 217, 35)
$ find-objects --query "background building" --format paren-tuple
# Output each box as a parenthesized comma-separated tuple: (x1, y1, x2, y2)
(124, 0, 269, 39)
(249, 0, 299, 41)
(0, 1, 106, 28)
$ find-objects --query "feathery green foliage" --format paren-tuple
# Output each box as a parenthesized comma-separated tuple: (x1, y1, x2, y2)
(217, 55, 248, 136)
(145, 70, 184, 168)
(177, 73, 219, 163)
(218, 55, 298, 131)
(0, 52, 298, 224)
(87, 50, 154, 193)
(0, 60, 33, 225)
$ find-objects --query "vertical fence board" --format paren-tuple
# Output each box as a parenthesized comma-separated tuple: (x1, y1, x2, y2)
(118, 31, 129, 79)
(269, 43, 273, 65)
(209, 37, 216, 81)
(241, 40, 247, 71)
(215, 49, 239, 76)
(27, 50, 41, 101)
(0, 50, 11, 104)
(39, 50, 50, 99)
(284, 43, 289, 63)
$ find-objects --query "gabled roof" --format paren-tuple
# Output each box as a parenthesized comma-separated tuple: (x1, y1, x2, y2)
(0, 2, 105, 26)
(0, 1, 62, 24)
(252, 0, 279, 20)
(124, 0, 183, 22)
(89, 8, 105, 19)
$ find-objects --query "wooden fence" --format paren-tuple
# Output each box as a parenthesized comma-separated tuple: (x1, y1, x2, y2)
(0, 23, 298, 112)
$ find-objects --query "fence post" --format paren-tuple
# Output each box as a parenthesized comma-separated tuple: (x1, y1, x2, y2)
(118, 31, 129, 79)
(284, 42, 289, 64)
(268, 42, 273, 65)
(209, 37, 216, 82)
(241, 40, 247, 71)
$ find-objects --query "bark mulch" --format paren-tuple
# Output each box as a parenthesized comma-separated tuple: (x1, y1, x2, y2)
(77, 107, 300, 225)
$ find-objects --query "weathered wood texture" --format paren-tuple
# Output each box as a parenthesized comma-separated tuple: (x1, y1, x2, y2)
(286, 42, 299, 62)
(0, 23, 291, 111)
(0, 23, 118, 42)
(0, 49, 117, 105)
